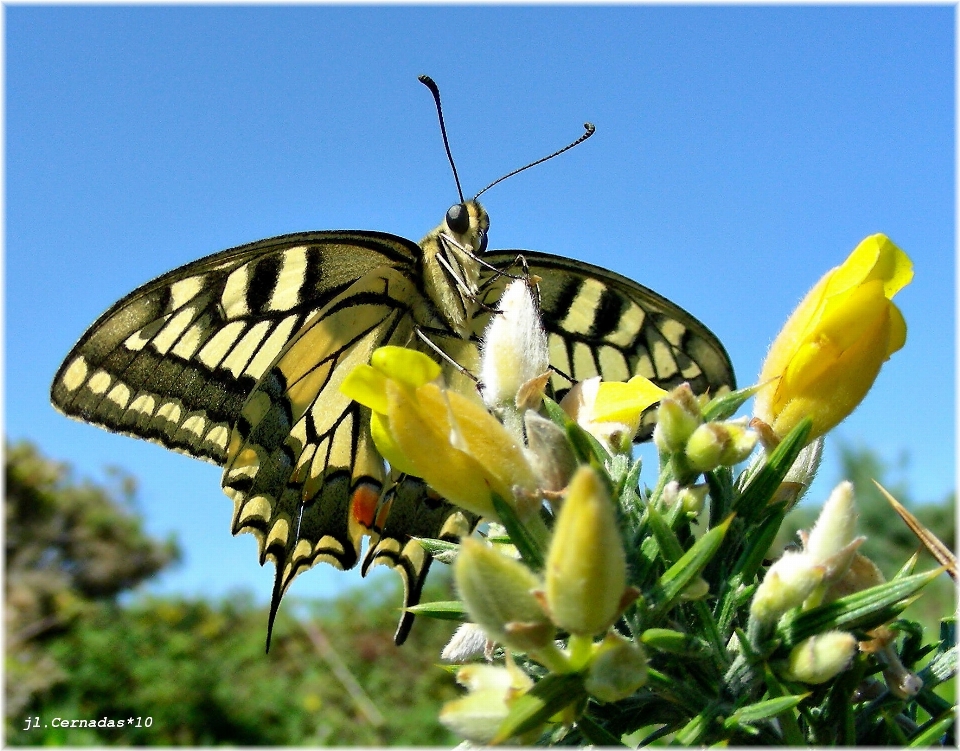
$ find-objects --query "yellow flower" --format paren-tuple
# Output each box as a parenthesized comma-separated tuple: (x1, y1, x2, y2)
(561, 375, 667, 452)
(754, 234, 912, 442)
(340, 346, 539, 519)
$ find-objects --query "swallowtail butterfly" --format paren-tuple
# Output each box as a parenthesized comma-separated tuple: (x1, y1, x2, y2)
(51, 76, 735, 646)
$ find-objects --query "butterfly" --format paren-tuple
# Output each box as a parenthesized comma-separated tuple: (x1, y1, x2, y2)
(51, 76, 736, 647)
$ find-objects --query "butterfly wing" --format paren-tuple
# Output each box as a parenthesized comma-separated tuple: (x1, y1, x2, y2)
(51, 230, 475, 644)
(51, 230, 424, 462)
(219, 257, 479, 643)
(480, 250, 736, 413)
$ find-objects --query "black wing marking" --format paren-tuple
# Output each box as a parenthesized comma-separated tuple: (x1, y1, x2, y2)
(480, 250, 736, 400)
(51, 230, 421, 464)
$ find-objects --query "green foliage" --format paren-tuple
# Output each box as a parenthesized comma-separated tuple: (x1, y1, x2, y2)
(430, 407, 956, 745)
(10, 589, 459, 745)
(5, 441, 179, 722)
(5, 440, 461, 746)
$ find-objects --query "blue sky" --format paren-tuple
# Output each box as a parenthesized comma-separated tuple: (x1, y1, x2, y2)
(7, 6, 955, 607)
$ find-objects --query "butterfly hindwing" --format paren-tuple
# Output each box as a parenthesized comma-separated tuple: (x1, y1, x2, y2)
(222, 263, 438, 624)
(362, 474, 478, 643)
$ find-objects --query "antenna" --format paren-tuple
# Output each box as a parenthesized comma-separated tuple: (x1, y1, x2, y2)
(419, 74, 596, 202)
(419, 75, 465, 204)
(475, 123, 595, 198)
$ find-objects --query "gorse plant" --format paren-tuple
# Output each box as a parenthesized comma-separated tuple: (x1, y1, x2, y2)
(341, 233, 956, 745)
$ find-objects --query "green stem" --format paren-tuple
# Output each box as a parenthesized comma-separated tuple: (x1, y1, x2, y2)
(567, 633, 595, 670)
(530, 641, 574, 674)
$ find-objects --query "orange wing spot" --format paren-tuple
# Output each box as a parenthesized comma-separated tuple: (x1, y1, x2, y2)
(350, 482, 382, 532)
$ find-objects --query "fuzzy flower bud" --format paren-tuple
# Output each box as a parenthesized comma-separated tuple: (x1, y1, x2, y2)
(455, 538, 554, 651)
(750, 551, 824, 625)
(803, 481, 862, 583)
(480, 279, 549, 411)
(653, 384, 703, 453)
(685, 421, 758, 473)
(585, 633, 648, 703)
(784, 631, 858, 684)
(439, 662, 535, 744)
(524, 411, 577, 494)
(545, 466, 627, 637)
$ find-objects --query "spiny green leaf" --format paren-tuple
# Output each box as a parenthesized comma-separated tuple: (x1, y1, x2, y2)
(576, 714, 627, 747)
(702, 384, 761, 423)
(908, 707, 956, 747)
(724, 693, 810, 729)
(492, 672, 587, 744)
(647, 514, 734, 618)
(490, 493, 545, 571)
(404, 600, 467, 621)
(734, 418, 811, 522)
(640, 628, 710, 657)
(778, 568, 943, 648)
(541, 395, 610, 468)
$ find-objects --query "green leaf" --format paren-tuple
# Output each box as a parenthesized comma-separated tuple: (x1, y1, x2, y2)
(647, 514, 734, 619)
(702, 384, 761, 423)
(734, 418, 811, 522)
(644, 503, 685, 565)
(723, 693, 810, 729)
(640, 628, 709, 657)
(490, 493, 545, 570)
(541, 395, 610, 467)
(673, 702, 721, 745)
(576, 714, 627, 747)
(492, 672, 587, 744)
(908, 707, 956, 747)
(778, 568, 942, 648)
(403, 600, 468, 621)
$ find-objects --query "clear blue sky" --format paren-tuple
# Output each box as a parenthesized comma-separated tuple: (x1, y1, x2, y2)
(7, 6, 955, 607)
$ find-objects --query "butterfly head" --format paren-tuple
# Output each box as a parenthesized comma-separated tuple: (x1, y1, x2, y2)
(444, 199, 489, 254)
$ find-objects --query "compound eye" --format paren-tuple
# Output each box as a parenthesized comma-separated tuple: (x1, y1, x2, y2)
(445, 203, 470, 235)
(477, 230, 488, 253)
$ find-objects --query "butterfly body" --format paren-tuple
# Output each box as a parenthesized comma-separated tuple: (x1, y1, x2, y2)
(52, 200, 735, 644)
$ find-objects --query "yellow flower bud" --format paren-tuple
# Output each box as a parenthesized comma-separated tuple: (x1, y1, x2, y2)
(653, 384, 703, 453)
(545, 467, 627, 637)
(784, 631, 858, 684)
(755, 234, 912, 443)
(684, 423, 725, 472)
(685, 421, 758, 473)
(585, 633, 648, 703)
(717, 420, 758, 466)
(455, 539, 553, 651)
(439, 662, 534, 744)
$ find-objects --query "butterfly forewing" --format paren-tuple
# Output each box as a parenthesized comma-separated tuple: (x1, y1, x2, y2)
(51, 230, 422, 461)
